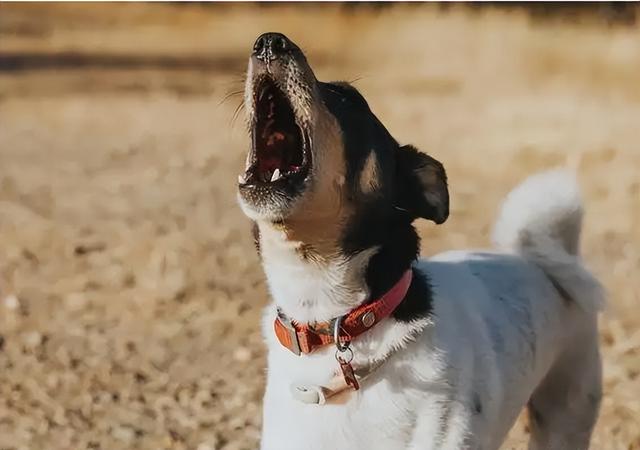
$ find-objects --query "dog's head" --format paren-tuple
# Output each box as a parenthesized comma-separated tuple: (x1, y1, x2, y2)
(238, 33, 448, 255)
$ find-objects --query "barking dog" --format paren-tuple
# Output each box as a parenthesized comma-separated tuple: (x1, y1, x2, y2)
(237, 33, 604, 450)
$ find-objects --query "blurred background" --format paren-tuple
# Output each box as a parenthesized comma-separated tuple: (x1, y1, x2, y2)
(0, 3, 639, 450)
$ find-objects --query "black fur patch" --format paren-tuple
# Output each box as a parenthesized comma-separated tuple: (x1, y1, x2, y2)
(340, 203, 434, 322)
(393, 268, 433, 321)
(319, 81, 397, 202)
(320, 81, 439, 323)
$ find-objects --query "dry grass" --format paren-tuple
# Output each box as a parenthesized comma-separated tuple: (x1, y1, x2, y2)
(0, 4, 638, 450)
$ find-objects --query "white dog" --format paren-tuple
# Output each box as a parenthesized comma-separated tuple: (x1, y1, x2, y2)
(238, 32, 604, 450)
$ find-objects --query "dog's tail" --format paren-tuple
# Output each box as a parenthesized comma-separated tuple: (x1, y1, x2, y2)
(492, 169, 605, 313)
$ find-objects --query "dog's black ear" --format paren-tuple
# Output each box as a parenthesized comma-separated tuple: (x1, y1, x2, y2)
(395, 145, 449, 224)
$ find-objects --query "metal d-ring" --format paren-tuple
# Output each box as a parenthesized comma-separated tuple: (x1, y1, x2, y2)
(334, 346, 354, 364)
(333, 315, 350, 353)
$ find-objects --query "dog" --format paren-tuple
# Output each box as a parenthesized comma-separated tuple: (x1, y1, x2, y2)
(237, 32, 604, 450)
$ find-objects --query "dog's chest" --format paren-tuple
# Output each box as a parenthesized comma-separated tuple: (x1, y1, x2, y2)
(259, 325, 445, 450)
(261, 370, 420, 450)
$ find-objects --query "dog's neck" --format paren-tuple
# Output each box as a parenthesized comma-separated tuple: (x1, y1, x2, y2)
(256, 222, 373, 323)
(255, 214, 428, 325)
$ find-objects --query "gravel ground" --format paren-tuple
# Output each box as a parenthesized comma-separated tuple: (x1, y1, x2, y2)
(0, 4, 639, 450)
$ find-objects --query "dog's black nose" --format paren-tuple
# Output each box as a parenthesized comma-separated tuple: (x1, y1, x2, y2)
(253, 33, 295, 61)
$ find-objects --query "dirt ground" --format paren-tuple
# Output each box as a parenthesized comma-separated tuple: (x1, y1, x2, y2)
(0, 4, 638, 450)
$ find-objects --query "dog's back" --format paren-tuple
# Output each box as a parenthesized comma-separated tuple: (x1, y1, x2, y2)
(417, 170, 604, 449)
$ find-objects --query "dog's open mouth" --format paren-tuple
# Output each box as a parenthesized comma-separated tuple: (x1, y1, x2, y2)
(239, 77, 310, 188)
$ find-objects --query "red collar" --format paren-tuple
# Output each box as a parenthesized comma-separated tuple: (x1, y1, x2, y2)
(274, 269, 413, 355)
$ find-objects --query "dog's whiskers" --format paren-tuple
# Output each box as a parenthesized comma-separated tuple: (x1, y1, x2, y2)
(230, 101, 245, 129)
(219, 89, 245, 107)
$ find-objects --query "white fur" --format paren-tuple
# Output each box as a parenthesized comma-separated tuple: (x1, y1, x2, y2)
(260, 170, 603, 450)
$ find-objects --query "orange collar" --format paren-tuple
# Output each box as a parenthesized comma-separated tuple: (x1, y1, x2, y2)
(274, 269, 413, 355)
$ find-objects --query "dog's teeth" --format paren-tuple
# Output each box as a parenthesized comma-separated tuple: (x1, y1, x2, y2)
(245, 152, 252, 170)
(271, 168, 281, 182)
(238, 174, 244, 184)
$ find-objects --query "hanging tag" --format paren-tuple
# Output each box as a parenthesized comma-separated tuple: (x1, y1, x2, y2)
(337, 355, 359, 391)
(335, 346, 359, 391)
